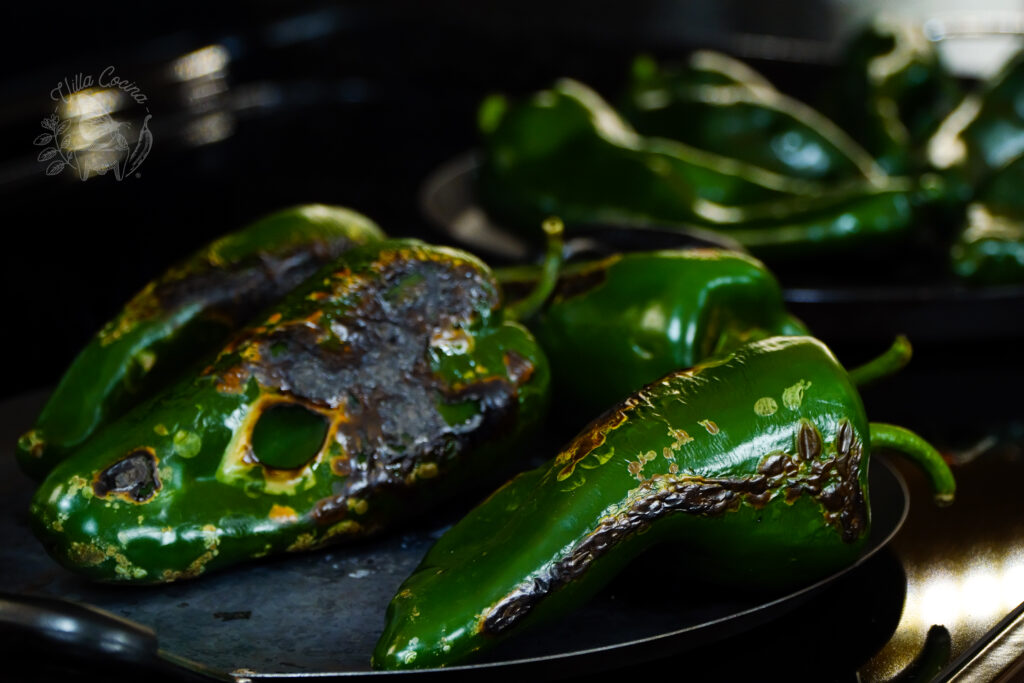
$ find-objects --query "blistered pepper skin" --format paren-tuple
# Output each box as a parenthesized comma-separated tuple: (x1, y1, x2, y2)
(622, 52, 884, 183)
(500, 249, 807, 419)
(373, 337, 954, 670)
(477, 79, 918, 254)
(29, 239, 549, 583)
(17, 205, 384, 481)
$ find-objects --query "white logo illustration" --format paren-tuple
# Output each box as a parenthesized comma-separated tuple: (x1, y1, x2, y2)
(34, 66, 152, 181)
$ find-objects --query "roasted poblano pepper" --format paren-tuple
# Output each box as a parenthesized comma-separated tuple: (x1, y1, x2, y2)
(622, 52, 884, 183)
(478, 79, 920, 254)
(17, 205, 384, 481)
(29, 239, 550, 583)
(951, 205, 1024, 284)
(373, 336, 954, 669)
(827, 18, 961, 175)
(950, 153, 1024, 284)
(931, 50, 1024, 182)
(498, 246, 807, 420)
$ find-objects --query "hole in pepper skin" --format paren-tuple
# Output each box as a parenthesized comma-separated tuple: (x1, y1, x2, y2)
(94, 449, 161, 502)
(250, 403, 329, 470)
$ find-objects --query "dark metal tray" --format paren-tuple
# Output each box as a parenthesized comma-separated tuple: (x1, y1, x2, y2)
(0, 390, 908, 680)
(420, 154, 1024, 344)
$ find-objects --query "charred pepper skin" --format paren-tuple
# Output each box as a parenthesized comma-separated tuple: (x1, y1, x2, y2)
(477, 79, 919, 255)
(622, 52, 884, 183)
(498, 248, 807, 420)
(28, 239, 549, 583)
(373, 336, 955, 670)
(16, 205, 384, 482)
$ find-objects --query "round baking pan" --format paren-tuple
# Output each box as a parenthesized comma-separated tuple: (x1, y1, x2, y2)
(0, 390, 908, 681)
(420, 154, 1024, 344)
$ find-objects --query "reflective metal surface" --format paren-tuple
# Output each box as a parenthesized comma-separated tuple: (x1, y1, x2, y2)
(0, 389, 907, 680)
(862, 439, 1024, 681)
(3, 2, 1024, 679)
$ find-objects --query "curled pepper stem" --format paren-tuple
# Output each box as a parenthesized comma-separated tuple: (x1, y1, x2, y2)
(504, 217, 564, 322)
(848, 335, 913, 387)
(870, 423, 955, 506)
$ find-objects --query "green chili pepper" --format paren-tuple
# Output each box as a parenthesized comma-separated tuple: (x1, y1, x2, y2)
(373, 336, 954, 669)
(945, 151, 1024, 284)
(478, 79, 919, 254)
(28, 239, 551, 583)
(951, 204, 1024, 285)
(827, 18, 961, 175)
(622, 52, 884, 183)
(931, 50, 1024, 182)
(16, 205, 384, 482)
(498, 244, 807, 420)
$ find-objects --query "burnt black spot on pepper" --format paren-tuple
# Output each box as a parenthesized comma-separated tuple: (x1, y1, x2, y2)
(757, 453, 787, 476)
(503, 351, 535, 385)
(554, 407, 630, 479)
(797, 421, 822, 461)
(552, 261, 612, 301)
(156, 243, 343, 328)
(312, 495, 350, 527)
(94, 449, 161, 503)
(482, 420, 868, 636)
(208, 249, 523, 532)
(483, 477, 744, 636)
(837, 420, 853, 457)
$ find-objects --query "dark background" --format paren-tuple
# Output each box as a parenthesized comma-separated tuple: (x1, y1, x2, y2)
(0, 0, 850, 400)
(2, 4, 1024, 680)
(0, 1, 1019, 438)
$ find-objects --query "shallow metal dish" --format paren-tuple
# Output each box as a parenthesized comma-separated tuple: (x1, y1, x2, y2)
(420, 154, 1024, 343)
(0, 390, 908, 680)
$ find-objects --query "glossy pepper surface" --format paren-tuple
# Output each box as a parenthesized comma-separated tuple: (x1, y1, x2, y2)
(17, 205, 384, 481)
(622, 52, 884, 183)
(828, 18, 961, 175)
(478, 79, 919, 255)
(29, 239, 549, 583)
(373, 336, 954, 669)
(498, 247, 807, 419)
(952, 206, 1024, 285)
(934, 50, 1024, 181)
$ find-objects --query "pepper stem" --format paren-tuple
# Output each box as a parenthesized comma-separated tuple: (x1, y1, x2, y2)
(848, 335, 913, 387)
(869, 423, 955, 506)
(504, 217, 564, 322)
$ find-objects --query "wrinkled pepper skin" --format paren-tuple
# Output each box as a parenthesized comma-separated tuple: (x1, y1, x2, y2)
(499, 248, 807, 419)
(827, 18, 961, 175)
(478, 79, 919, 254)
(622, 52, 884, 183)
(29, 239, 549, 583)
(17, 205, 384, 481)
(373, 336, 954, 669)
